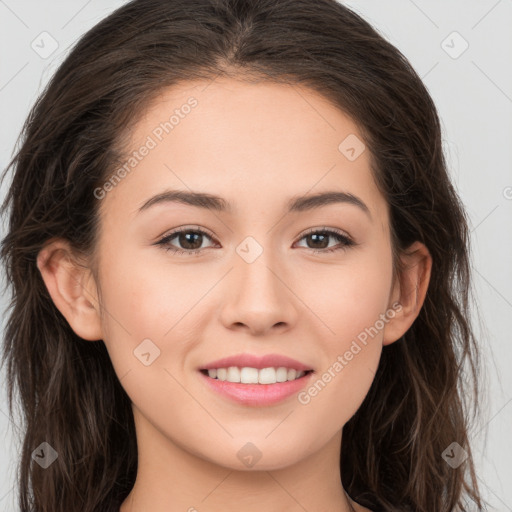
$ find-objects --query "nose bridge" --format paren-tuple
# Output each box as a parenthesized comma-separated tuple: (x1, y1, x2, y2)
(235, 233, 286, 308)
(219, 233, 298, 334)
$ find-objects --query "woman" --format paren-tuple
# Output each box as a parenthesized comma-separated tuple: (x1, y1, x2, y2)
(0, 0, 485, 510)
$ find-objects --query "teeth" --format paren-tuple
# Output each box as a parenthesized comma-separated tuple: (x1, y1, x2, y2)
(206, 367, 307, 384)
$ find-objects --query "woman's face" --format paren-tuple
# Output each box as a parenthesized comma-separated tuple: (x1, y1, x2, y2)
(87, 77, 406, 470)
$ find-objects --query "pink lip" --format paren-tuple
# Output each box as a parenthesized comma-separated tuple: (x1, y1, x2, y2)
(198, 370, 314, 407)
(199, 353, 313, 372)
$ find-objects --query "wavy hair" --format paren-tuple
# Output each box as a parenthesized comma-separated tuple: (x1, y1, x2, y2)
(1, 0, 485, 510)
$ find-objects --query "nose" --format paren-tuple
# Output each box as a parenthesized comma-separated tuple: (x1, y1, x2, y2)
(218, 248, 299, 336)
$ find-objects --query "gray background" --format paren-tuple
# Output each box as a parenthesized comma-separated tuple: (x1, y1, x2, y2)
(0, 1, 511, 510)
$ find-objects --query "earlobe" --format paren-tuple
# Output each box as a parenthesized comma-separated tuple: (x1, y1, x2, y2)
(382, 241, 432, 346)
(36, 239, 103, 341)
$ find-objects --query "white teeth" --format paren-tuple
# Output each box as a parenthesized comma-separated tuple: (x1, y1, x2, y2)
(241, 367, 259, 383)
(287, 368, 297, 381)
(205, 366, 307, 384)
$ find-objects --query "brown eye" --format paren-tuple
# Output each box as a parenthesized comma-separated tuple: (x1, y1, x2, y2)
(175, 231, 204, 250)
(156, 227, 216, 255)
(295, 229, 355, 253)
(304, 232, 330, 249)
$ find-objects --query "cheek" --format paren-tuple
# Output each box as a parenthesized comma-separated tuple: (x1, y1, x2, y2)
(296, 288, 389, 436)
(98, 242, 198, 329)
(294, 247, 393, 344)
(293, 247, 392, 413)
(95, 244, 213, 377)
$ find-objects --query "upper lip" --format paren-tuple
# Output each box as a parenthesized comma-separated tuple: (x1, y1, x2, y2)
(199, 353, 313, 372)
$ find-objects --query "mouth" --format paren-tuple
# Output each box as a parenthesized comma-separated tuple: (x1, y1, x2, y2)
(199, 367, 314, 384)
(198, 367, 315, 406)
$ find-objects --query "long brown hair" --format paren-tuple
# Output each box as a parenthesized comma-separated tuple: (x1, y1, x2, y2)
(0, 0, 485, 510)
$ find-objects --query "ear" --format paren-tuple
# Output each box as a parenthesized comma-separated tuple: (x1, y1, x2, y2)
(36, 239, 103, 341)
(382, 241, 432, 346)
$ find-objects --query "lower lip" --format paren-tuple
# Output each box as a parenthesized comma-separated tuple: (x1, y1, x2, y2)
(198, 370, 313, 406)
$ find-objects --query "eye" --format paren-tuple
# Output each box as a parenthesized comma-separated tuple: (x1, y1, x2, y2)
(294, 227, 355, 254)
(155, 226, 356, 256)
(155, 226, 218, 256)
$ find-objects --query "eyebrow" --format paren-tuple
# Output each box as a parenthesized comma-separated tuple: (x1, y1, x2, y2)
(137, 189, 371, 218)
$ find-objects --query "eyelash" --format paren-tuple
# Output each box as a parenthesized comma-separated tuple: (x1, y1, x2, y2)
(155, 225, 356, 256)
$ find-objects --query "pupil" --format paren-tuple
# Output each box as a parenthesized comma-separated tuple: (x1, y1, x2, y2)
(309, 233, 328, 249)
(180, 232, 202, 250)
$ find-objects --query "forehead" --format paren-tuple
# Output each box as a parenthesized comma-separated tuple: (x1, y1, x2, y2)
(99, 77, 387, 227)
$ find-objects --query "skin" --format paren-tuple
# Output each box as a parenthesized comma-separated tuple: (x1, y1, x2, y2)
(37, 77, 432, 512)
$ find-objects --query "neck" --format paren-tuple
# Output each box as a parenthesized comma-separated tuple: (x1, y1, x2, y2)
(120, 405, 358, 512)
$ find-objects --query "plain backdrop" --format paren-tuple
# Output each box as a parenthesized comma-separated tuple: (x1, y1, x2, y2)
(0, 1, 511, 510)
